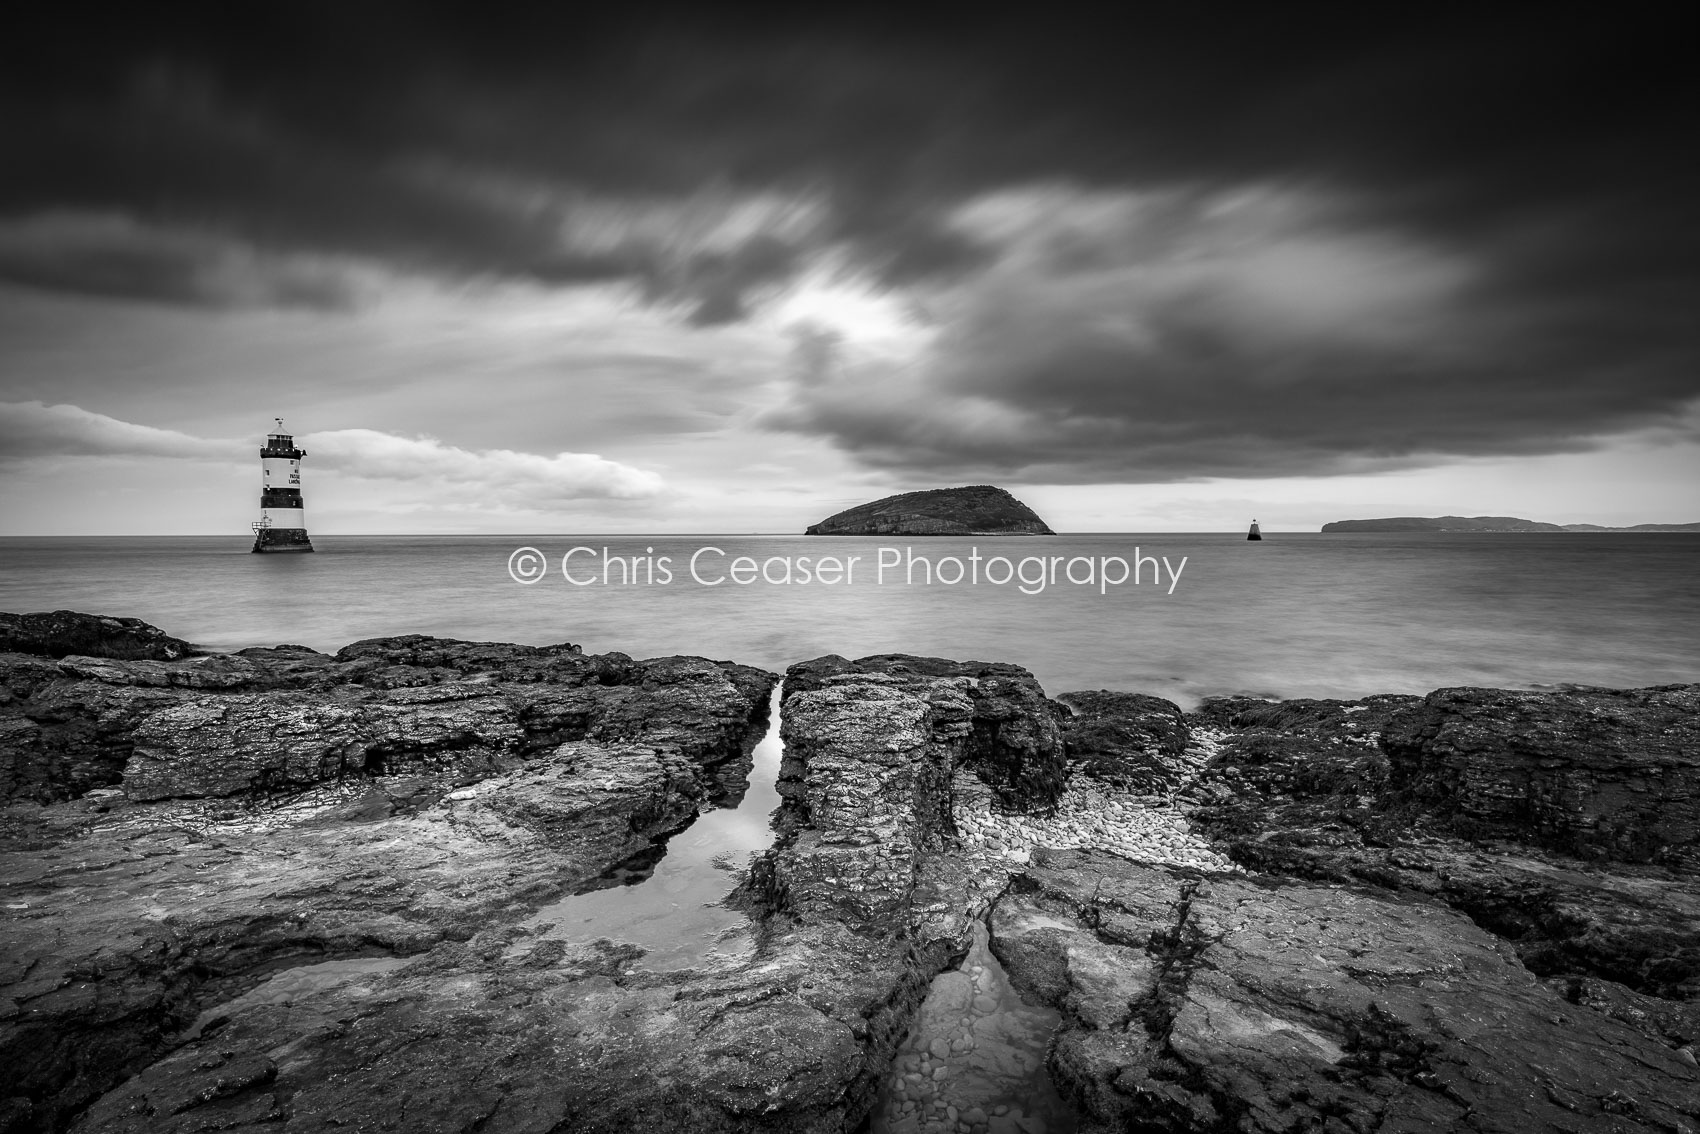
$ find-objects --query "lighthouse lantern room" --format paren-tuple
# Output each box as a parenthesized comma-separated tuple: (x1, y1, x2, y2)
(251, 418, 314, 553)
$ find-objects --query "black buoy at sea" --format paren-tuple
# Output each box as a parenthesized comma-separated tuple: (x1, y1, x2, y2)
(1247, 519, 1262, 541)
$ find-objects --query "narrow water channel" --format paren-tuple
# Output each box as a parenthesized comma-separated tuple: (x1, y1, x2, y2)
(529, 689, 784, 971)
(871, 921, 1078, 1134)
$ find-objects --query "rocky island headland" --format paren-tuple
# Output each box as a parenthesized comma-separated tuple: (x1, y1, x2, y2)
(1, 610, 1696, 1133)
(1323, 515, 1700, 532)
(805, 486, 1055, 536)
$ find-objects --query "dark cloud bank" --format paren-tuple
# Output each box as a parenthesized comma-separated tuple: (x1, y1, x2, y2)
(3, 5, 1695, 481)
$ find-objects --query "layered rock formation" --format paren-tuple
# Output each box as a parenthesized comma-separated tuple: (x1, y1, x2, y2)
(0, 610, 195, 662)
(3, 611, 1696, 1134)
(1057, 691, 1190, 794)
(804, 486, 1055, 536)
(1383, 685, 1700, 870)
(1, 624, 1077, 1134)
(993, 849, 1697, 1133)
(1182, 688, 1700, 1006)
(0, 616, 763, 808)
(1, 616, 787, 1133)
(785, 655, 1069, 811)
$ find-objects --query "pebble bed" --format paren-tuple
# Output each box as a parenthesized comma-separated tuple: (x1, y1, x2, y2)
(952, 727, 1238, 874)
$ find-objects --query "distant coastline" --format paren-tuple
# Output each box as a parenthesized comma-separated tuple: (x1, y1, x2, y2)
(1321, 515, 1700, 533)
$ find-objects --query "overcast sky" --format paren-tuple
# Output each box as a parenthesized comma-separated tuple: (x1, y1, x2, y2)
(2, 5, 1696, 533)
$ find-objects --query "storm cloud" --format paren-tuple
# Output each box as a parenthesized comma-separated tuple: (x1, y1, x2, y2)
(2, 6, 1695, 483)
(764, 183, 1699, 479)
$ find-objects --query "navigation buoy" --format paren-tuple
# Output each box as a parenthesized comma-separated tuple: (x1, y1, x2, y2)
(251, 418, 314, 553)
(1247, 519, 1262, 541)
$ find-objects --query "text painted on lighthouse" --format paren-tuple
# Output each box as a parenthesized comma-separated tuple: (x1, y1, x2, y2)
(262, 458, 301, 487)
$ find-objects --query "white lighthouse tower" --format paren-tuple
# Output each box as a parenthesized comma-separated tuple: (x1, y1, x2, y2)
(251, 418, 314, 553)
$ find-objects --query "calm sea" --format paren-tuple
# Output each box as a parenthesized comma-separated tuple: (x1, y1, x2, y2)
(2, 533, 1696, 707)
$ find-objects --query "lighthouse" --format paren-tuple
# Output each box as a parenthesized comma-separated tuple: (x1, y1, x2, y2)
(1246, 519, 1263, 541)
(251, 418, 314, 553)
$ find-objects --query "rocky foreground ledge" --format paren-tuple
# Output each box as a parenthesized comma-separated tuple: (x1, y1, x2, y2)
(0, 612, 1696, 1134)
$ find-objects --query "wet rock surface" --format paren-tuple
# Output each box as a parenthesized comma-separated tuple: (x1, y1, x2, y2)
(0, 616, 766, 807)
(872, 923, 1075, 1134)
(1057, 691, 1190, 795)
(994, 848, 1699, 1134)
(0, 612, 196, 664)
(1, 615, 786, 1134)
(784, 654, 1068, 811)
(1183, 687, 1700, 1003)
(2, 612, 1695, 1133)
(1, 627, 1077, 1134)
(1382, 684, 1700, 870)
(846, 669, 1237, 1134)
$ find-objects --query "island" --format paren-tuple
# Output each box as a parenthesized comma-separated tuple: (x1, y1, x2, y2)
(804, 484, 1055, 535)
(1322, 515, 1700, 532)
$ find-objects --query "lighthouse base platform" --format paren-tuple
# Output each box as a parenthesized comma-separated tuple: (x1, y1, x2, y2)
(252, 529, 315, 553)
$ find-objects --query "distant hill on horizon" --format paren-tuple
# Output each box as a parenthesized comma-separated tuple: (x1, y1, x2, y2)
(1559, 522, 1700, 532)
(1321, 516, 1700, 533)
